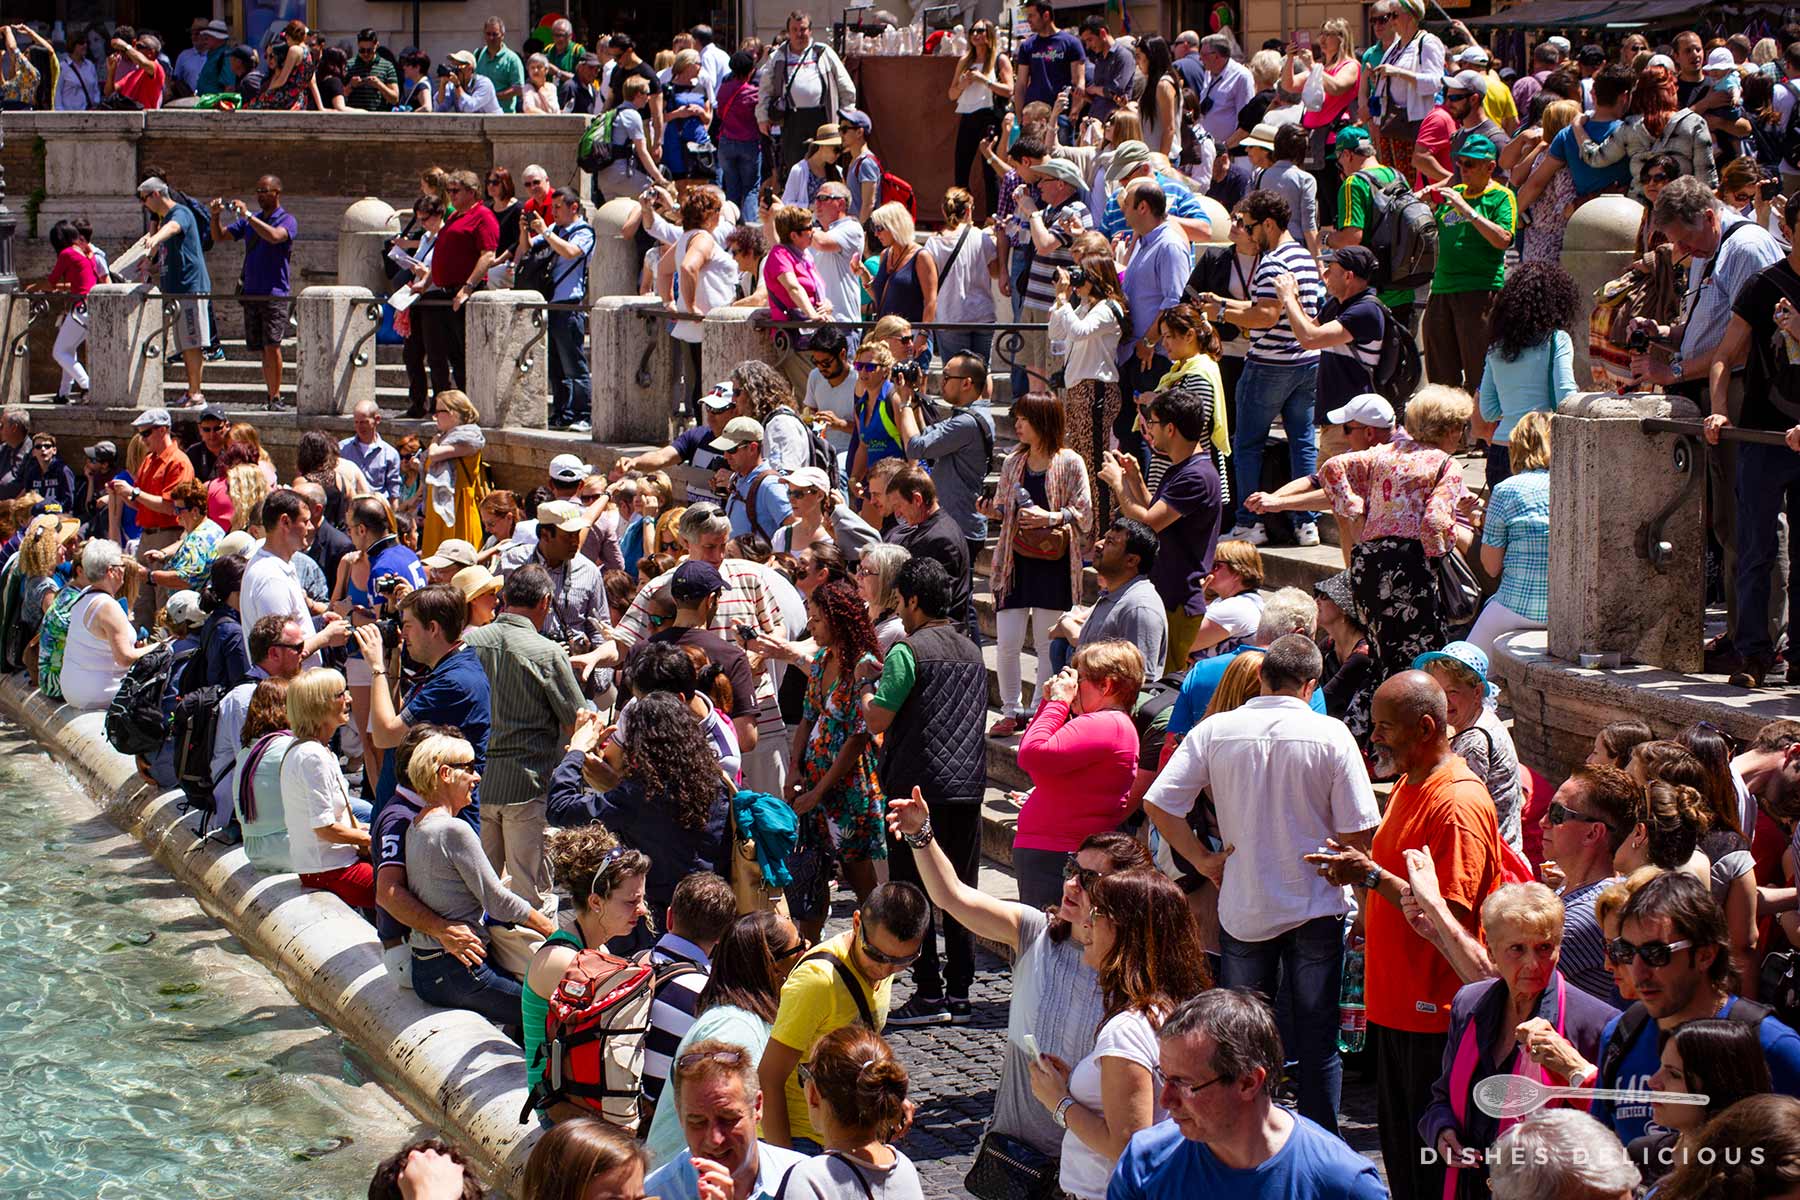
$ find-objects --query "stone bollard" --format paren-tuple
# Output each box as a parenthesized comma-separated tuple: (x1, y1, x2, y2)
(465, 291, 550, 430)
(591, 198, 649, 303)
(0, 295, 31, 408)
(1549, 391, 1705, 673)
(702, 307, 780, 392)
(1194, 194, 1232, 246)
(592, 296, 678, 445)
(337, 198, 399, 293)
(295, 286, 380, 416)
(86, 285, 165, 409)
(1561, 197, 1642, 385)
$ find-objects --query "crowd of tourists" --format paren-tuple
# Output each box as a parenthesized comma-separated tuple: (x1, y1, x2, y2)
(21, 5, 1800, 1200)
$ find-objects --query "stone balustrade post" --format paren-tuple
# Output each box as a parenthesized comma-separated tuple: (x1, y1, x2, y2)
(591, 198, 649, 303)
(86, 285, 165, 409)
(1549, 392, 1705, 673)
(0, 296, 32, 409)
(592, 296, 678, 444)
(701, 307, 780, 394)
(466, 291, 550, 430)
(295, 286, 380, 417)
(1561, 197, 1643, 385)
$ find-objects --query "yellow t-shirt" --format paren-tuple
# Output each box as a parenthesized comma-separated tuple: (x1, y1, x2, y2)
(767, 930, 892, 1144)
(1481, 70, 1518, 132)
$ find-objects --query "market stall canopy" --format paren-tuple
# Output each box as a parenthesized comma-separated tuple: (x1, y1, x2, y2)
(1583, 0, 1710, 25)
(1463, 0, 1627, 26)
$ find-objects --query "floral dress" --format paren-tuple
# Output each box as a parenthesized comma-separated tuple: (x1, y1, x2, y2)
(799, 648, 886, 863)
(38, 583, 86, 701)
(166, 518, 225, 590)
(246, 45, 315, 110)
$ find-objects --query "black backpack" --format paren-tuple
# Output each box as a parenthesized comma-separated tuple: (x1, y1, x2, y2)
(1373, 302, 1423, 410)
(514, 223, 593, 300)
(104, 641, 178, 757)
(1354, 169, 1437, 291)
(771, 408, 841, 491)
(1597, 997, 1773, 1093)
(173, 189, 215, 253)
(170, 683, 231, 825)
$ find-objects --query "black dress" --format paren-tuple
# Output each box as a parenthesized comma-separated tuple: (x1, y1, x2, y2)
(998, 466, 1073, 611)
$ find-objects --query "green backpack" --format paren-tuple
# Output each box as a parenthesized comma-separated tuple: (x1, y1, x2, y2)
(577, 109, 624, 173)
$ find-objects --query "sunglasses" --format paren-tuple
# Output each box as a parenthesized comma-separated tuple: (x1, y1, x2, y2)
(1606, 937, 1694, 967)
(1547, 800, 1610, 829)
(1062, 854, 1103, 892)
(859, 928, 920, 966)
(1644, 173, 1672, 184)
(677, 1047, 748, 1071)
(1373, 12, 1394, 21)
(273, 640, 304, 653)
(853, 362, 883, 373)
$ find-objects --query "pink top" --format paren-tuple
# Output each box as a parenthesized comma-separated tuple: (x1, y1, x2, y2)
(1302, 58, 1359, 129)
(763, 243, 822, 322)
(1318, 438, 1471, 558)
(47, 246, 97, 297)
(717, 76, 761, 143)
(205, 476, 235, 527)
(1014, 700, 1141, 853)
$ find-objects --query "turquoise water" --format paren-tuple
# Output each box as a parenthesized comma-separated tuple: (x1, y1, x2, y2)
(0, 725, 419, 1199)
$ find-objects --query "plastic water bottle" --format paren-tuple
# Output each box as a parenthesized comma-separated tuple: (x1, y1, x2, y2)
(1337, 933, 1366, 1054)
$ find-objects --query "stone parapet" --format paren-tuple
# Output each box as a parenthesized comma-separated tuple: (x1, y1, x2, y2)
(466, 291, 550, 430)
(591, 297, 678, 445)
(86, 285, 164, 410)
(701, 307, 778, 394)
(295, 287, 381, 416)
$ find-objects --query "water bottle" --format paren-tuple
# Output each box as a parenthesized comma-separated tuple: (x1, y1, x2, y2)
(1337, 932, 1366, 1054)
(1014, 483, 1035, 512)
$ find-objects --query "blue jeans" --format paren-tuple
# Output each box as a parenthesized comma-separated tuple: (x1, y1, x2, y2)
(1735, 441, 1800, 659)
(935, 326, 992, 368)
(1219, 912, 1345, 1135)
(1232, 358, 1319, 528)
(549, 310, 591, 426)
(721, 138, 762, 223)
(412, 948, 524, 1034)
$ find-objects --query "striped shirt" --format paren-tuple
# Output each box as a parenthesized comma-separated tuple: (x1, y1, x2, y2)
(616, 558, 780, 706)
(642, 934, 712, 1108)
(1248, 240, 1322, 364)
(1560, 877, 1622, 1005)
(462, 613, 589, 808)
(1023, 199, 1095, 308)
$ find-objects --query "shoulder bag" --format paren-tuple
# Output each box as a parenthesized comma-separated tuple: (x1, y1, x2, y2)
(1429, 456, 1482, 627)
(965, 1128, 1061, 1200)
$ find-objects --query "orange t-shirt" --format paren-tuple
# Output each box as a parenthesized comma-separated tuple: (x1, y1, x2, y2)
(1366, 756, 1503, 1034)
(132, 443, 195, 530)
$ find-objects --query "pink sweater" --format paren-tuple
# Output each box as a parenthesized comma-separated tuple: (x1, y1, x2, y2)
(1014, 700, 1141, 853)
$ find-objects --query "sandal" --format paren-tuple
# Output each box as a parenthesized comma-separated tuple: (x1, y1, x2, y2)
(988, 715, 1021, 738)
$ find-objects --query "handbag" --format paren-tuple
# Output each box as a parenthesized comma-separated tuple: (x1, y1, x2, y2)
(1430, 457, 1482, 626)
(1008, 459, 1070, 561)
(964, 1129, 1061, 1200)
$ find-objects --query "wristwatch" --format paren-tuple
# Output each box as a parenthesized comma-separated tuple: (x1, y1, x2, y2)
(1362, 865, 1382, 891)
(1053, 1096, 1077, 1129)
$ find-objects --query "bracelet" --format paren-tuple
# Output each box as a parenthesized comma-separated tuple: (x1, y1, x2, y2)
(1053, 1095, 1077, 1129)
(902, 818, 934, 849)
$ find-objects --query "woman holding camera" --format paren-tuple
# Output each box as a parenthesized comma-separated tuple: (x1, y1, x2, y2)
(984, 393, 1093, 738)
(1048, 255, 1127, 516)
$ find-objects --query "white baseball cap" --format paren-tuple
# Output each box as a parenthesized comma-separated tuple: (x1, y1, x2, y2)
(548, 453, 593, 484)
(1325, 393, 1396, 429)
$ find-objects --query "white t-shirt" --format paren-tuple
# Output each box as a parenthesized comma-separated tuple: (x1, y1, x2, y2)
(240, 548, 316, 666)
(1198, 591, 1263, 657)
(806, 368, 859, 454)
(1061, 1010, 1165, 1200)
(813, 216, 866, 326)
(279, 740, 359, 874)
(928, 225, 997, 324)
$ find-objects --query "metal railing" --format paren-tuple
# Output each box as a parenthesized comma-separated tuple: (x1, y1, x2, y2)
(1637, 417, 1797, 576)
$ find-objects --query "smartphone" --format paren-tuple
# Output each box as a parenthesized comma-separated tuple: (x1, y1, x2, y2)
(735, 622, 758, 643)
(1295, 30, 1312, 50)
(1021, 1033, 1044, 1065)
(1763, 178, 1783, 201)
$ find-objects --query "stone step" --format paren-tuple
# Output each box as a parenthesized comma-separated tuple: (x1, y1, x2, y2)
(150, 381, 416, 408)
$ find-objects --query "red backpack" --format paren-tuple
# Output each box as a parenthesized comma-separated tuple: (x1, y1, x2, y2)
(864, 151, 916, 218)
(520, 948, 694, 1128)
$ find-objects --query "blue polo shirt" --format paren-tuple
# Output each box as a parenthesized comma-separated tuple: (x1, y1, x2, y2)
(1548, 122, 1631, 197)
(228, 206, 298, 297)
(725, 465, 793, 541)
(373, 644, 492, 817)
(1116, 219, 1194, 367)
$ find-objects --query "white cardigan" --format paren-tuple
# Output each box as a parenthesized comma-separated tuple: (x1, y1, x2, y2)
(1047, 297, 1123, 386)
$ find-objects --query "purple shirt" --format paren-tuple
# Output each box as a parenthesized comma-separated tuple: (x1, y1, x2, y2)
(229, 205, 298, 297)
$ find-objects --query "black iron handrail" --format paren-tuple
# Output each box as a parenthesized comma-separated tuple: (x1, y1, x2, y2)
(1636, 418, 1797, 574)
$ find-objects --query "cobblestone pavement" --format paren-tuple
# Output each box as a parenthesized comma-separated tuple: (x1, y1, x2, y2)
(819, 901, 1384, 1199)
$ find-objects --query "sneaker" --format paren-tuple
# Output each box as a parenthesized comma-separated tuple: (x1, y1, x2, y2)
(945, 996, 973, 1024)
(1224, 523, 1267, 546)
(170, 393, 205, 409)
(570, 419, 592, 434)
(1293, 521, 1321, 547)
(205, 346, 227, 362)
(886, 994, 952, 1027)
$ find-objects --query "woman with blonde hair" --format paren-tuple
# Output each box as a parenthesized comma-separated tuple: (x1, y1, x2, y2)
(227, 423, 278, 486)
(1520, 100, 1581, 261)
(848, 340, 906, 494)
(1289, 19, 1360, 186)
(1189, 539, 1265, 660)
(949, 19, 1013, 221)
(1249, 385, 1476, 730)
(984, 392, 1093, 737)
(1470, 411, 1553, 656)
(870, 201, 938, 327)
(407, 731, 555, 1030)
(662, 49, 716, 180)
(421, 389, 487, 555)
(226, 460, 271, 535)
(928, 187, 998, 363)
(280, 666, 374, 909)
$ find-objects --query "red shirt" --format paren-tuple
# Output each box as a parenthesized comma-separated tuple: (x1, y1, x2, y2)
(1365, 756, 1502, 1034)
(132, 442, 195, 530)
(117, 61, 166, 109)
(430, 205, 501, 291)
(1414, 106, 1457, 190)
(48, 247, 98, 298)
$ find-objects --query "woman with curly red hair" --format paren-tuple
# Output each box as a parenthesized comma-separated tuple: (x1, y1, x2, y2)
(785, 577, 886, 940)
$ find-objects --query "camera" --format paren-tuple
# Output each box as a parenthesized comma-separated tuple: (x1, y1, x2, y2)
(1064, 265, 1088, 290)
(374, 572, 405, 596)
(434, 63, 452, 78)
(1763, 178, 1783, 201)
(1627, 328, 1651, 352)
(893, 360, 924, 388)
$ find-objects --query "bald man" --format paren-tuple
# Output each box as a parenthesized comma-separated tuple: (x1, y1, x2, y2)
(1308, 670, 1504, 1200)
